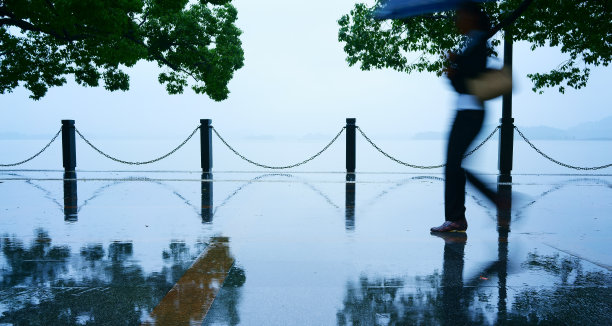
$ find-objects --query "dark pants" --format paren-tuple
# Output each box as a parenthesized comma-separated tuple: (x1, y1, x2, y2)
(445, 110, 497, 222)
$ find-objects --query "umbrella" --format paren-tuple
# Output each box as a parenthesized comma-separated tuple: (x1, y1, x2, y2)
(374, 0, 496, 20)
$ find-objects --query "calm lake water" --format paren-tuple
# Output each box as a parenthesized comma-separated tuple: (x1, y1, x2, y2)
(2, 135, 611, 175)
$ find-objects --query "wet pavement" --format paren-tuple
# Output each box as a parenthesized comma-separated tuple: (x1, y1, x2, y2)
(1, 170, 611, 325)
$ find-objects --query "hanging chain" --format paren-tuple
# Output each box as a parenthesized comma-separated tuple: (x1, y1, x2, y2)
(463, 126, 500, 158)
(6, 123, 609, 171)
(357, 126, 499, 169)
(212, 126, 345, 169)
(1, 129, 62, 167)
(514, 126, 612, 171)
(75, 126, 199, 165)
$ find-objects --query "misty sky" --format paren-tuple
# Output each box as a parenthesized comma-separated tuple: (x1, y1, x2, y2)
(1, 0, 610, 140)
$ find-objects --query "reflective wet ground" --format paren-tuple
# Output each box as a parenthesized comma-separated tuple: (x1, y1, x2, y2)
(1, 171, 611, 325)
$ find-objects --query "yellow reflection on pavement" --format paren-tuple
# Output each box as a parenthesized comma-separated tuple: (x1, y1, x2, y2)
(143, 237, 234, 326)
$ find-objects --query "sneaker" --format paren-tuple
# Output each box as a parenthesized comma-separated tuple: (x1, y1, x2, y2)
(430, 220, 467, 233)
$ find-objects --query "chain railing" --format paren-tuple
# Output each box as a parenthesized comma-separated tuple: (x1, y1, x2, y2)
(514, 126, 612, 171)
(212, 126, 346, 170)
(357, 126, 500, 169)
(3, 121, 611, 172)
(75, 126, 199, 165)
(0, 128, 61, 167)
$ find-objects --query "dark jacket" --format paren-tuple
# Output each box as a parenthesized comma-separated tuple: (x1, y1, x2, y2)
(449, 30, 488, 94)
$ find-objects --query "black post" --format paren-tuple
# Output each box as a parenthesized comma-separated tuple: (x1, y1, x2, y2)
(498, 32, 514, 183)
(345, 173, 356, 231)
(63, 171, 78, 221)
(61, 120, 76, 171)
(200, 119, 213, 173)
(201, 173, 213, 223)
(346, 118, 356, 173)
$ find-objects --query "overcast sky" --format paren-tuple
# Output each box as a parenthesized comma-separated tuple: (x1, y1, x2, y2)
(1, 0, 610, 140)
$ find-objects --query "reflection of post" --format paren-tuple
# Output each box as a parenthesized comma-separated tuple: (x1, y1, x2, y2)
(496, 182, 512, 322)
(345, 173, 356, 230)
(63, 171, 78, 221)
(202, 173, 213, 223)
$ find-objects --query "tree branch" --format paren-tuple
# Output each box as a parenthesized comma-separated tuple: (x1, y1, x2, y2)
(0, 6, 11, 18)
(121, 32, 202, 81)
(488, 0, 535, 38)
(138, 12, 149, 27)
(0, 17, 43, 33)
(0, 17, 90, 41)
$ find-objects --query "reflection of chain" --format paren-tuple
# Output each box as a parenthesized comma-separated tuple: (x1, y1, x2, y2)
(75, 126, 199, 165)
(357, 126, 499, 169)
(212, 127, 345, 169)
(1, 129, 62, 167)
(515, 126, 612, 171)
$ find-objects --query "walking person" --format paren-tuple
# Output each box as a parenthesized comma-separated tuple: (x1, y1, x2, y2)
(431, 1, 499, 233)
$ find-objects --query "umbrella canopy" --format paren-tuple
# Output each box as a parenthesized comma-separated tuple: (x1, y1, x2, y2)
(374, 0, 495, 20)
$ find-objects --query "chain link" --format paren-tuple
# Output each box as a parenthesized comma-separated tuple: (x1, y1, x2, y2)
(1, 129, 62, 167)
(75, 126, 199, 165)
(514, 126, 612, 171)
(357, 126, 499, 169)
(212, 126, 345, 169)
(464, 126, 500, 158)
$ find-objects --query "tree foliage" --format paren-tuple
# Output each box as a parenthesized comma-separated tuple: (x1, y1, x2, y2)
(0, 0, 244, 100)
(338, 0, 611, 93)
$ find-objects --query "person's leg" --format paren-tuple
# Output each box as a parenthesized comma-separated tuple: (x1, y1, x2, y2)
(433, 110, 484, 232)
(444, 113, 468, 222)
(446, 110, 484, 220)
(465, 170, 497, 203)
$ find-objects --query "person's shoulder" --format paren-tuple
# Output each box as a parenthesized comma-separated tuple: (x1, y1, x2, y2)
(468, 30, 486, 41)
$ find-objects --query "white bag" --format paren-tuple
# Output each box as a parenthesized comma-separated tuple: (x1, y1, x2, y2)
(467, 67, 512, 101)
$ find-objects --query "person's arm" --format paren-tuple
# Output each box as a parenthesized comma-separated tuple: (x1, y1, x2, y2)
(447, 32, 487, 93)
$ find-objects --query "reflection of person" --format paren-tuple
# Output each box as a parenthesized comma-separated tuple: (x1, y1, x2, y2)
(432, 232, 469, 324)
(431, 1, 498, 233)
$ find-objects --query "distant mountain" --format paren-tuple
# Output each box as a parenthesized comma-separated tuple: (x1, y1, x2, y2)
(567, 116, 612, 140)
(413, 116, 612, 140)
(514, 126, 571, 140)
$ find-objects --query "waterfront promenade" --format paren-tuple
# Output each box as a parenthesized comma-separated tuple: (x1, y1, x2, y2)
(1, 170, 610, 325)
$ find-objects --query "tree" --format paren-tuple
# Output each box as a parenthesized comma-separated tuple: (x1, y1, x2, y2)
(338, 0, 611, 93)
(0, 0, 244, 101)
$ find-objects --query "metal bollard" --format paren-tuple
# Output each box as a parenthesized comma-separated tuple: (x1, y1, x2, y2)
(200, 119, 212, 173)
(498, 117, 514, 183)
(61, 120, 76, 171)
(498, 32, 514, 183)
(346, 118, 356, 173)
